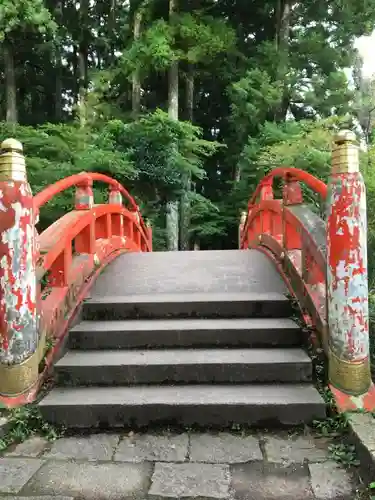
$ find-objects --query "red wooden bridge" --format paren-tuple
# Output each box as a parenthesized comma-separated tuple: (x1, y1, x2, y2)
(0, 131, 372, 428)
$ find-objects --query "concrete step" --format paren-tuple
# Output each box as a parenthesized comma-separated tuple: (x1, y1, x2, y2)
(38, 384, 326, 428)
(55, 348, 312, 386)
(69, 318, 301, 350)
(82, 292, 292, 320)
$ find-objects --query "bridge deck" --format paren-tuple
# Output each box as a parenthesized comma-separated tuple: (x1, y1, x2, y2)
(90, 249, 287, 298)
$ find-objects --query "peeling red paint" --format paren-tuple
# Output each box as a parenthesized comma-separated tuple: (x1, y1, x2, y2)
(283, 177, 303, 205)
(326, 171, 369, 363)
(109, 186, 123, 205)
(0, 180, 37, 363)
(75, 177, 93, 210)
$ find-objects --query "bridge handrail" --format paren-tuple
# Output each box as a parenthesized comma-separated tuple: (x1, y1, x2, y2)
(34, 171, 148, 229)
(248, 167, 327, 206)
(34, 172, 150, 250)
(34, 172, 137, 210)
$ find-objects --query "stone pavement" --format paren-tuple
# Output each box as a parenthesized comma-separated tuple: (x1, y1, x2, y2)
(0, 430, 359, 499)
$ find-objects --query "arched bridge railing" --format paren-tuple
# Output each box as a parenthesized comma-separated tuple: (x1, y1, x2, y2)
(240, 130, 375, 412)
(0, 138, 152, 406)
(240, 166, 328, 347)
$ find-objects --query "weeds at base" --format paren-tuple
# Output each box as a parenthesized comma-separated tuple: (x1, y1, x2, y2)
(0, 404, 63, 452)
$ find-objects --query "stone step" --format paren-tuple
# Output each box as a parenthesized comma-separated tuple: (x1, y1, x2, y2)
(39, 384, 326, 428)
(55, 347, 312, 386)
(69, 317, 301, 350)
(82, 292, 292, 320)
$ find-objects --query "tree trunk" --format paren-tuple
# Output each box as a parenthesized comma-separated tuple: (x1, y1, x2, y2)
(78, 49, 87, 128)
(78, 0, 89, 128)
(54, 0, 63, 121)
(108, 0, 116, 63)
(275, 0, 291, 121)
(55, 63, 63, 122)
(166, 0, 179, 251)
(4, 41, 17, 124)
(179, 64, 194, 250)
(132, 8, 142, 117)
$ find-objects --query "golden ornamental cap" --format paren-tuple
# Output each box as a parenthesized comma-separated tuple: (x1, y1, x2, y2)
(332, 129, 359, 174)
(1, 138, 23, 152)
(0, 138, 26, 181)
(333, 130, 357, 145)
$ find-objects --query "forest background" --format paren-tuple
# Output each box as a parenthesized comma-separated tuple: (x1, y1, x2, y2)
(2, 0, 375, 358)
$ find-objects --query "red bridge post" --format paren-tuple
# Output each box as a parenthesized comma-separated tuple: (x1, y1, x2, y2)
(327, 130, 373, 406)
(75, 175, 93, 210)
(0, 139, 38, 397)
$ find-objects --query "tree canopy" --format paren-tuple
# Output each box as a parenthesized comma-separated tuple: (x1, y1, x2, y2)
(1, 0, 375, 251)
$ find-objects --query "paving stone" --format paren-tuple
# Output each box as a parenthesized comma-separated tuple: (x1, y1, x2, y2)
(23, 460, 152, 500)
(349, 412, 375, 451)
(264, 435, 329, 464)
(44, 434, 119, 461)
(5, 497, 74, 500)
(231, 461, 314, 500)
(0, 458, 44, 494)
(189, 432, 262, 463)
(114, 433, 188, 462)
(6, 437, 49, 458)
(149, 462, 230, 499)
(309, 461, 353, 499)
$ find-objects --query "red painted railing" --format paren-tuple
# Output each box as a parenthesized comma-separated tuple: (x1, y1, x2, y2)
(0, 138, 151, 406)
(240, 167, 328, 350)
(35, 173, 152, 389)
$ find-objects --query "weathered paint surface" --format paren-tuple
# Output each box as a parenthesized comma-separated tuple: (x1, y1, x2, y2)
(283, 178, 303, 205)
(75, 179, 93, 210)
(109, 187, 122, 205)
(0, 181, 37, 364)
(326, 172, 369, 362)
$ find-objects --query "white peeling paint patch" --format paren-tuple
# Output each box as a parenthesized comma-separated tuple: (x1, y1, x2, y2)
(0, 198, 37, 365)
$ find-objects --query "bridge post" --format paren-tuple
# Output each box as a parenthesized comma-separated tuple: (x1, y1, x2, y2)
(75, 175, 93, 210)
(0, 139, 38, 397)
(108, 185, 122, 205)
(327, 130, 372, 405)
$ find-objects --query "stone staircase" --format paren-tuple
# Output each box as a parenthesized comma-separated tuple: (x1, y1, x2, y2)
(39, 250, 326, 428)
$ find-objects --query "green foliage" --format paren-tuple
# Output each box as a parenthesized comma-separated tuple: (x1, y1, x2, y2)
(0, 121, 135, 229)
(178, 14, 236, 64)
(229, 69, 283, 140)
(0, 109, 220, 243)
(0, 0, 56, 39)
(1, 0, 375, 251)
(0, 405, 60, 452)
(103, 109, 220, 204)
(328, 443, 360, 467)
(189, 192, 226, 243)
(123, 20, 176, 75)
(122, 11, 236, 77)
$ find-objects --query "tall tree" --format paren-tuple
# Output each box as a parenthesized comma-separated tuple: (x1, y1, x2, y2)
(0, 0, 56, 123)
(166, 0, 180, 251)
(132, 6, 143, 117)
(353, 53, 375, 144)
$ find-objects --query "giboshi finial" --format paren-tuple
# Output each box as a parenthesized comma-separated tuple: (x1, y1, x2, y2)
(1, 138, 23, 152)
